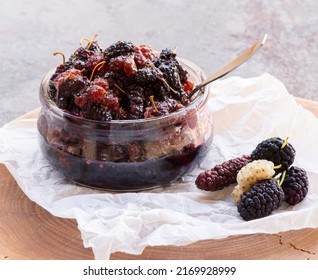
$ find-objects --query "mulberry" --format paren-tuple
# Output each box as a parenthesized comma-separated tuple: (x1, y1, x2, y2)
(281, 166, 309, 205)
(143, 98, 184, 118)
(158, 63, 183, 90)
(232, 184, 251, 204)
(232, 160, 275, 204)
(195, 155, 251, 192)
(236, 160, 275, 187)
(157, 48, 188, 83)
(135, 66, 163, 84)
(237, 179, 285, 221)
(53, 68, 89, 109)
(69, 42, 101, 72)
(104, 41, 135, 62)
(108, 55, 137, 77)
(126, 84, 145, 119)
(158, 48, 177, 61)
(82, 105, 112, 121)
(251, 137, 295, 173)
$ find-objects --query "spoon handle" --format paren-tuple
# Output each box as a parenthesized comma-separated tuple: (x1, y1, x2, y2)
(189, 34, 267, 98)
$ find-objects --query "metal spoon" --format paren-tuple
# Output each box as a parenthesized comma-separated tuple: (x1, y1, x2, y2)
(188, 34, 267, 99)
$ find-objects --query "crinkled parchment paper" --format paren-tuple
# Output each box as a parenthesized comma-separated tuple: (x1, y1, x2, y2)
(1, 73, 318, 259)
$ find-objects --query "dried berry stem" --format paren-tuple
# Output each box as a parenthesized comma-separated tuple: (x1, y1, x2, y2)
(53, 52, 65, 65)
(80, 37, 91, 46)
(88, 34, 97, 49)
(90, 61, 106, 81)
(80, 34, 97, 49)
(149, 95, 158, 112)
(114, 83, 126, 94)
(161, 78, 178, 94)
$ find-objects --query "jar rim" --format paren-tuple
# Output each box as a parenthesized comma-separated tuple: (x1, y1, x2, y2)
(40, 57, 209, 125)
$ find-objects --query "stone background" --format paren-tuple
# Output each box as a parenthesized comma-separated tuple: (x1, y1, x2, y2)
(1, 0, 318, 126)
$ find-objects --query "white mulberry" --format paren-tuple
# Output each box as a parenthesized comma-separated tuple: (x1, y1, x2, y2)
(236, 160, 275, 188)
(232, 184, 250, 204)
(232, 160, 276, 204)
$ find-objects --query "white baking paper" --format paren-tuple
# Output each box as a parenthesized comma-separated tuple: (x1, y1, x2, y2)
(1, 73, 318, 260)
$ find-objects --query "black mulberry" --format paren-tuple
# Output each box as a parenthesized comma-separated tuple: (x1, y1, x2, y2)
(158, 63, 183, 90)
(104, 41, 135, 62)
(69, 47, 93, 71)
(135, 67, 163, 84)
(251, 137, 295, 173)
(53, 69, 89, 110)
(281, 166, 309, 205)
(157, 48, 188, 83)
(238, 179, 285, 221)
(126, 84, 145, 119)
(144, 98, 184, 118)
(195, 155, 252, 191)
(82, 105, 112, 121)
(158, 48, 177, 61)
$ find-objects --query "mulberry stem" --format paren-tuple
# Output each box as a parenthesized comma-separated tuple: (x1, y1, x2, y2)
(149, 95, 158, 112)
(273, 164, 282, 170)
(90, 61, 106, 81)
(281, 137, 289, 149)
(279, 170, 287, 186)
(53, 52, 65, 65)
(80, 34, 97, 50)
(161, 78, 178, 94)
(114, 83, 126, 94)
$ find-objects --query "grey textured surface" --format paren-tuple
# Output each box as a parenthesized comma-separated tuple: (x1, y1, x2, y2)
(1, 0, 318, 126)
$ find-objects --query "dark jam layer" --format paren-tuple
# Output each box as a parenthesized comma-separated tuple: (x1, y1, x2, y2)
(39, 136, 211, 191)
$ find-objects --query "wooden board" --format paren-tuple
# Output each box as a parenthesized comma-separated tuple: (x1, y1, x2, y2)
(1, 97, 318, 260)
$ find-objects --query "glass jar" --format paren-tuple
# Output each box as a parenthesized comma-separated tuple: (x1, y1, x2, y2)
(37, 58, 213, 191)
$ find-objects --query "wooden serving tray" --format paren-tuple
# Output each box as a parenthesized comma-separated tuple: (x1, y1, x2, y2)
(0, 97, 318, 260)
